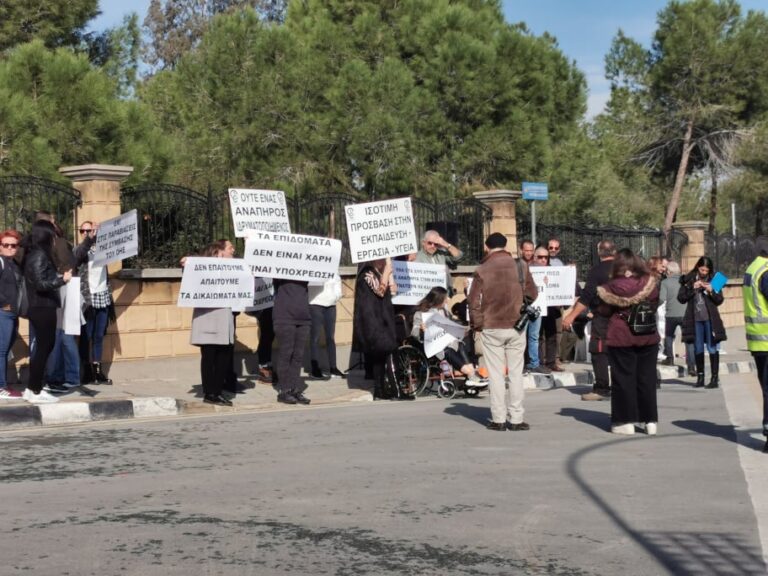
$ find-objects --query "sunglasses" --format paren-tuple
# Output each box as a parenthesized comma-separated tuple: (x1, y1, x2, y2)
(79, 229, 93, 234)
(535, 255, 549, 260)
(1, 243, 18, 249)
(425, 241, 437, 246)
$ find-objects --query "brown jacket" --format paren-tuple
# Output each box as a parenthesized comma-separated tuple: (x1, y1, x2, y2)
(468, 249, 538, 330)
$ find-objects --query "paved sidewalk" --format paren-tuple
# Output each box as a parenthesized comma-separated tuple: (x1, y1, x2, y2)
(0, 327, 756, 429)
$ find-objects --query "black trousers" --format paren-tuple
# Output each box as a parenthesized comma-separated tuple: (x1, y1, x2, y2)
(754, 352, 768, 436)
(28, 307, 58, 393)
(608, 345, 658, 424)
(256, 308, 275, 366)
(274, 323, 310, 394)
(310, 304, 337, 369)
(200, 344, 232, 397)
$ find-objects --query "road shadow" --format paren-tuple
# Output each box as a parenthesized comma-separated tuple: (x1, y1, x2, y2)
(673, 419, 765, 452)
(558, 407, 608, 432)
(443, 402, 488, 425)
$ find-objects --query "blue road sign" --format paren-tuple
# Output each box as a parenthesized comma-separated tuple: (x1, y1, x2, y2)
(522, 181, 548, 201)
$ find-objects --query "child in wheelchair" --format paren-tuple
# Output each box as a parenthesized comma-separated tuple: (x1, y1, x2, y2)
(410, 287, 488, 388)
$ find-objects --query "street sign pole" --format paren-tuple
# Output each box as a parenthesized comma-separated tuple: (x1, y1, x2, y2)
(522, 182, 548, 248)
(531, 201, 537, 246)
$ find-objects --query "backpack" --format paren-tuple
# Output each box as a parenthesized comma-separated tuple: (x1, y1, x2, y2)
(623, 300, 657, 336)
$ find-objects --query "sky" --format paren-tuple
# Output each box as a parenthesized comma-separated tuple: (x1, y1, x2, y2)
(90, 0, 768, 118)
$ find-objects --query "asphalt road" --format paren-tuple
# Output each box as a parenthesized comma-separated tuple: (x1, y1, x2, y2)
(0, 381, 765, 576)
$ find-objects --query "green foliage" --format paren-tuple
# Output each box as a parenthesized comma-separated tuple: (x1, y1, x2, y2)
(0, 41, 172, 181)
(0, 0, 99, 52)
(143, 0, 587, 201)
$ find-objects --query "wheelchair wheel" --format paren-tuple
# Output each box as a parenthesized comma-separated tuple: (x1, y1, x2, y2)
(437, 379, 457, 399)
(390, 345, 429, 397)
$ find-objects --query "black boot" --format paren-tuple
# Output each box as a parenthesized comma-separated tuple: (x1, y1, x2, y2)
(81, 362, 94, 384)
(706, 352, 719, 388)
(694, 353, 705, 388)
(309, 360, 327, 380)
(92, 362, 112, 385)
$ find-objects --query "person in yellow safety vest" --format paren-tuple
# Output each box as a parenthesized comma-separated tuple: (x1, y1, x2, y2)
(743, 237, 768, 453)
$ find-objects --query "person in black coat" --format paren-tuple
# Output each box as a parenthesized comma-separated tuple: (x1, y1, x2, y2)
(352, 258, 399, 399)
(272, 278, 311, 405)
(678, 256, 726, 388)
(21, 220, 72, 403)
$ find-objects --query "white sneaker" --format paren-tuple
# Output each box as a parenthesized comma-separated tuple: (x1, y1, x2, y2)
(466, 373, 488, 387)
(611, 423, 635, 435)
(23, 388, 59, 404)
(645, 422, 658, 436)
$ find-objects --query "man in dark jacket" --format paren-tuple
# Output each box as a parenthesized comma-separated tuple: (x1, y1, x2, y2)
(562, 240, 616, 401)
(468, 233, 538, 431)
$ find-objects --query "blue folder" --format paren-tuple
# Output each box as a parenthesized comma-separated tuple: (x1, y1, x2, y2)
(710, 271, 727, 293)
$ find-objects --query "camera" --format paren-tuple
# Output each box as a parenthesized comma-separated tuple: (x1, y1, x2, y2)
(514, 299, 541, 332)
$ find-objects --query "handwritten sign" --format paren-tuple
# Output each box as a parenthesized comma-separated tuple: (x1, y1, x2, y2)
(422, 311, 467, 358)
(178, 257, 254, 308)
(92, 210, 139, 266)
(530, 266, 577, 307)
(345, 197, 417, 263)
(229, 188, 291, 237)
(391, 261, 447, 305)
(244, 232, 341, 283)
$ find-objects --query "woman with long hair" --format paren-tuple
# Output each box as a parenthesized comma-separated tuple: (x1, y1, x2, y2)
(411, 286, 486, 385)
(596, 248, 660, 435)
(21, 220, 72, 404)
(677, 256, 726, 388)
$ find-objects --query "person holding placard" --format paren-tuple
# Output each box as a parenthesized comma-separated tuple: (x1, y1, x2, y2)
(415, 230, 462, 293)
(76, 221, 114, 385)
(21, 220, 73, 404)
(189, 241, 237, 407)
(272, 279, 312, 405)
(678, 256, 726, 389)
(352, 258, 399, 400)
(411, 287, 486, 386)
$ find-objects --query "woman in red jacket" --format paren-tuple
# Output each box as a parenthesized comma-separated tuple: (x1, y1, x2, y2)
(597, 249, 660, 436)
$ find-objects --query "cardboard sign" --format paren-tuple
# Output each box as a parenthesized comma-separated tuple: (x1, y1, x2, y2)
(530, 266, 577, 307)
(229, 188, 291, 237)
(391, 261, 447, 305)
(345, 197, 417, 263)
(529, 270, 548, 317)
(63, 279, 81, 335)
(422, 311, 466, 358)
(244, 232, 341, 283)
(178, 257, 254, 308)
(92, 210, 139, 266)
(244, 276, 274, 312)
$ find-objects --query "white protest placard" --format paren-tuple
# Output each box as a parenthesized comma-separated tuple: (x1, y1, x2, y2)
(345, 197, 417, 263)
(178, 257, 254, 308)
(422, 311, 467, 358)
(528, 269, 548, 317)
(228, 188, 291, 237)
(92, 210, 139, 266)
(391, 261, 447, 305)
(62, 279, 81, 335)
(244, 277, 274, 312)
(244, 232, 341, 284)
(530, 266, 577, 308)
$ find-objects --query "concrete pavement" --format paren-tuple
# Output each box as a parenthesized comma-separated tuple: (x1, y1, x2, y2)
(0, 327, 757, 430)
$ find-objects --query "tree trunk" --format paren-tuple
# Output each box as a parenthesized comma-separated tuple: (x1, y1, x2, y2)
(708, 164, 718, 236)
(663, 118, 695, 240)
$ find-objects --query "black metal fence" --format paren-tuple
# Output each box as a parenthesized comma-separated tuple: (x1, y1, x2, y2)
(120, 184, 493, 268)
(516, 221, 688, 280)
(0, 176, 81, 239)
(705, 233, 768, 280)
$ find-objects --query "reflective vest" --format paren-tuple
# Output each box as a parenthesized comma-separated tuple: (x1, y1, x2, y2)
(743, 256, 768, 352)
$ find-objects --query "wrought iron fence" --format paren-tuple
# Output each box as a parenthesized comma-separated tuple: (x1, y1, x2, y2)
(120, 184, 493, 268)
(705, 233, 767, 279)
(0, 176, 81, 240)
(516, 221, 685, 280)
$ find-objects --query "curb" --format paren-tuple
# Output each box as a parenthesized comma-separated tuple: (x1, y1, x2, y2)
(0, 397, 181, 430)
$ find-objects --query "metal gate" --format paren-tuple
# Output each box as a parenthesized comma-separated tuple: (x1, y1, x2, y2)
(0, 176, 81, 239)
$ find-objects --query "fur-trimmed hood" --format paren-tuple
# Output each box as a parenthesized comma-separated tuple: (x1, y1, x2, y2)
(597, 275, 658, 308)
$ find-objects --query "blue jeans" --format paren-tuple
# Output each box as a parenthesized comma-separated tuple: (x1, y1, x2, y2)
(80, 307, 109, 362)
(46, 329, 80, 384)
(525, 315, 542, 369)
(0, 310, 18, 388)
(694, 320, 719, 355)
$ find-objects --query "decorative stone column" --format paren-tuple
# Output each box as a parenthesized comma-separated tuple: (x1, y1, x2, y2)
(472, 189, 522, 256)
(59, 164, 133, 271)
(671, 221, 707, 273)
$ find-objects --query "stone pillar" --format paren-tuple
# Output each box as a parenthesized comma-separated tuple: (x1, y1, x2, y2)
(59, 164, 133, 271)
(472, 189, 522, 256)
(672, 220, 707, 273)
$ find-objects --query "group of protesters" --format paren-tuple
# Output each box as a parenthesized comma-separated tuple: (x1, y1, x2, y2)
(0, 212, 113, 404)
